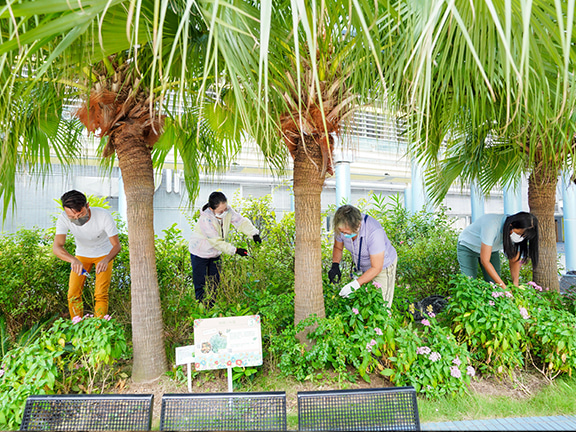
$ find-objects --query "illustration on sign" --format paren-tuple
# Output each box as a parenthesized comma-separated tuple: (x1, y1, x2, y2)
(194, 315, 262, 371)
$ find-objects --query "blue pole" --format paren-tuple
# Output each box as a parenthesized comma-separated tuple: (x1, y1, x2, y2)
(470, 181, 485, 222)
(404, 187, 413, 214)
(411, 161, 427, 214)
(562, 174, 576, 272)
(335, 161, 351, 206)
(503, 182, 523, 215)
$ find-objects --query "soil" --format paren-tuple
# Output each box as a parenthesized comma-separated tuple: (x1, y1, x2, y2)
(115, 366, 550, 427)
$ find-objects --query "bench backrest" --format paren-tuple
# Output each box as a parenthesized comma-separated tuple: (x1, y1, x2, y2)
(20, 394, 154, 431)
(297, 386, 420, 431)
(160, 392, 287, 431)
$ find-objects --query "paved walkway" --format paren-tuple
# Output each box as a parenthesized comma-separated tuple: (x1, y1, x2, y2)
(423, 415, 576, 431)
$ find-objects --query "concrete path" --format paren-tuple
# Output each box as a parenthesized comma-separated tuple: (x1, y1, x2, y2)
(423, 415, 576, 431)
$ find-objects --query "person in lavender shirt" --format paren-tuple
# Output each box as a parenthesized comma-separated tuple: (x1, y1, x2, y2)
(328, 205, 398, 307)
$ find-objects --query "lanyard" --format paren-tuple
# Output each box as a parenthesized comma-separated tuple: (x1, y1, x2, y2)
(353, 215, 368, 273)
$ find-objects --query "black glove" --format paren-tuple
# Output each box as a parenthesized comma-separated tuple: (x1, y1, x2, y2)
(253, 234, 262, 244)
(235, 248, 248, 257)
(328, 262, 341, 283)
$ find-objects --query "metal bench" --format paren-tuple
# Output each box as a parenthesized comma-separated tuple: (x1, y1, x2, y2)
(160, 392, 287, 431)
(297, 386, 420, 431)
(20, 394, 154, 431)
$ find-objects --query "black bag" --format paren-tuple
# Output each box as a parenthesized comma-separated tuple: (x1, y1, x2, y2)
(411, 295, 448, 321)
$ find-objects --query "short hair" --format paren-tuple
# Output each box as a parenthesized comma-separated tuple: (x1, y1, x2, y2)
(502, 212, 539, 267)
(333, 205, 362, 232)
(61, 190, 87, 212)
(202, 191, 228, 211)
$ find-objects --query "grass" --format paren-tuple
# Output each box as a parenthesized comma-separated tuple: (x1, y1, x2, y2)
(418, 376, 576, 423)
(231, 369, 576, 429)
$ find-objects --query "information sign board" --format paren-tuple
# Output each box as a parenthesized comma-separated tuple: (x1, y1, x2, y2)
(193, 315, 262, 371)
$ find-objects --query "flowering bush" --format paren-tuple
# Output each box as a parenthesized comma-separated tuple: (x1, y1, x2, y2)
(383, 316, 473, 398)
(518, 281, 576, 379)
(342, 284, 398, 381)
(447, 275, 526, 375)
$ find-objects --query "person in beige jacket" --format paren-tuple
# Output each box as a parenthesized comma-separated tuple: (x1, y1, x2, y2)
(189, 191, 261, 303)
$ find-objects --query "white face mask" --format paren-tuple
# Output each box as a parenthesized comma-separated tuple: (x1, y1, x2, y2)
(215, 210, 228, 219)
(510, 232, 524, 244)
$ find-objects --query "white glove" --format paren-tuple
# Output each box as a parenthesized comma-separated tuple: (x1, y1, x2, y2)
(339, 280, 361, 298)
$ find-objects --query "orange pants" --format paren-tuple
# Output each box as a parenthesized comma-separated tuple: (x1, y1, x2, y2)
(68, 255, 114, 319)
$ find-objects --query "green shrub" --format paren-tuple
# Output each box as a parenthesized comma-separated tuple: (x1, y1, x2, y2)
(155, 224, 196, 351)
(0, 228, 69, 336)
(271, 314, 352, 382)
(0, 316, 127, 430)
(365, 194, 459, 299)
(447, 275, 527, 375)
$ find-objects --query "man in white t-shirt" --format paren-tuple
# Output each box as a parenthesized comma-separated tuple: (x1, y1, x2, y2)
(52, 190, 121, 319)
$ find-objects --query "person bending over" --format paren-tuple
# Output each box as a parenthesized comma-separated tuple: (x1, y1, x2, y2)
(457, 212, 539, 289)
(328, 205, 397, 307)
(53, 190, 121, 319)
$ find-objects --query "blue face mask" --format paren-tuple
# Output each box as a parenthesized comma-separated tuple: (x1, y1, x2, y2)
(342, 232, 357, 239)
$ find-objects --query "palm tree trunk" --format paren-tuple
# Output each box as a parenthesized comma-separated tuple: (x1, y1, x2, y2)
(528, 165, 559, 291)
(293, 138, 326, 342)
(114, 121, 168, 382)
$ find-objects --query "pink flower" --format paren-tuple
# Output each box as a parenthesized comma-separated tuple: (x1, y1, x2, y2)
(72, 316, 82, 324)
(0, 369, 4, 378)
(366, 342, 373, 352)
(428, 312, 436, 318)
(352, 308, 359, 315)
(369, 339, 377, 346)
(103, 315, 111, 321)
(399, 241, 404, 244)
(452, 357, 461, 366)
(374, 327, 383, 336)
(428, 352, 441, 362)
(492, 291, 503, 298)
(519, 307, 530, 319)
(504, 291, 514, 298)
(450, 366, 462, 378)
(489, 300, 495, 306)
(416, 346, 431, 355)
(421, 319, 430, 327)
(528, 281, 543, 291)
(466, 366, 476, 377)
(372, 281, 382, 289)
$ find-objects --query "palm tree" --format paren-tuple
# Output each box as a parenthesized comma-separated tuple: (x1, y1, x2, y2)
(0, 0, 239, 381)
(194, 0, 391, 337)
(383, 0, 576, 290)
